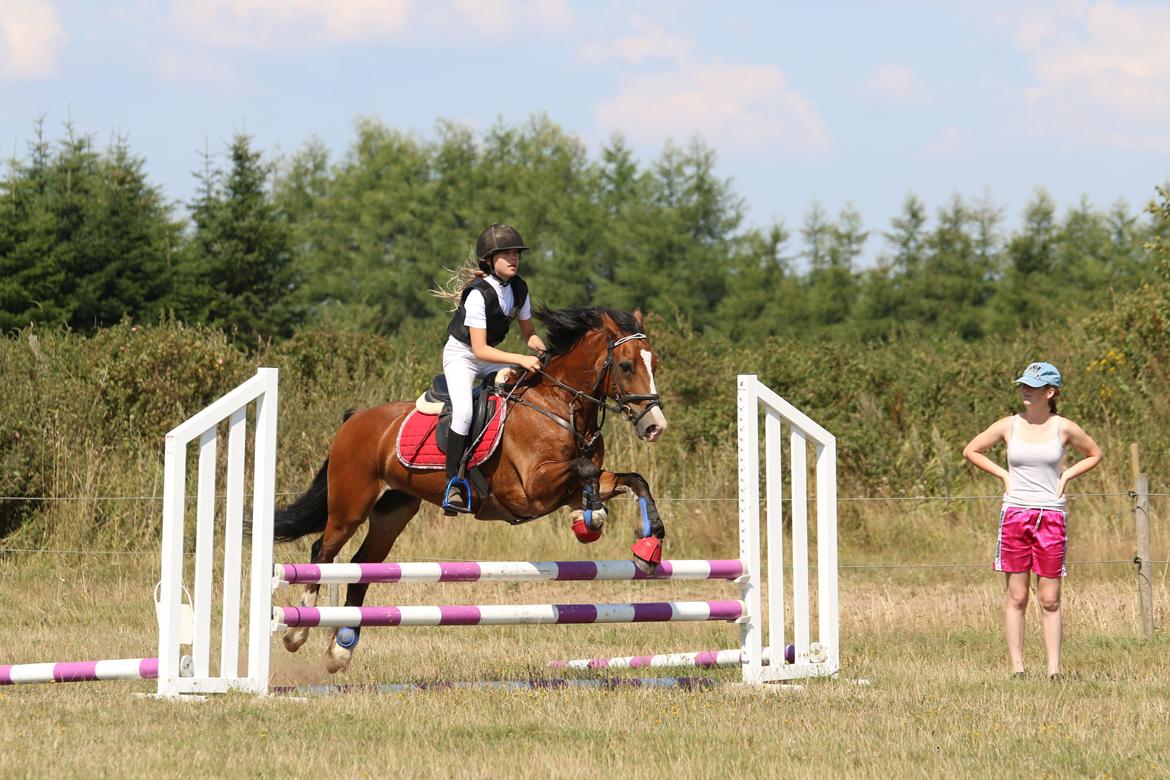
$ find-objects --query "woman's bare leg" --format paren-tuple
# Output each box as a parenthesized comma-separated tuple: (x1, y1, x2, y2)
(1036, 575, 1063, 676)
(1004, 571, 1030, 674)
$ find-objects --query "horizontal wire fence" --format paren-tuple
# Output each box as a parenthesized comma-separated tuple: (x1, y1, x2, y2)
(2, 491, 1165, 571)
(4, 491, 1168, 502)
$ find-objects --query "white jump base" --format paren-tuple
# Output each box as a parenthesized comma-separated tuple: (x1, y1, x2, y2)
(151, 368, 837, 697)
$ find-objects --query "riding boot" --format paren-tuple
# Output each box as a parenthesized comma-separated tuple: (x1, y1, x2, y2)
(443, 431, 471, 514)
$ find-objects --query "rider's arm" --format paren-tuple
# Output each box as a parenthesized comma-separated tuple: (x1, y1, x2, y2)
(517, 318, 547, 355)
(469, 328, 541, 372)
(962, 417, 1011, 492)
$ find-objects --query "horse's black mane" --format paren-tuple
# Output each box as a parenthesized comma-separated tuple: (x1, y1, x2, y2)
(534, 306, 641, 356)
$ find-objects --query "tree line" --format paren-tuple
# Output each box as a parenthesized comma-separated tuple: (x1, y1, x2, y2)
(1, 115, 1165, 345)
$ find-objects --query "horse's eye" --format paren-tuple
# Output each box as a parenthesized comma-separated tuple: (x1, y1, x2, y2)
(619, 361, 635, 375)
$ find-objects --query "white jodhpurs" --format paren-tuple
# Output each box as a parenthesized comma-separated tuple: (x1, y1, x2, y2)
(442, 339, 512, 436)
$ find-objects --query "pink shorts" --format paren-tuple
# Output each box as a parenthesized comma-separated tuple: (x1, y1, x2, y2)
(995, 506, 1067, 578)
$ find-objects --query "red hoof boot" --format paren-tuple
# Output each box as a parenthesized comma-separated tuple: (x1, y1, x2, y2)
(571, 516, 602, 543)
(631, 536, 662, 568)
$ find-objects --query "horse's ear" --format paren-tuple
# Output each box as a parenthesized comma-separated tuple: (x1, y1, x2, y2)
(632, 308, 644, 328)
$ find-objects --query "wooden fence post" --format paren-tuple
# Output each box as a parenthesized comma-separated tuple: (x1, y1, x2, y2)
(1130, 443, 1154, 640)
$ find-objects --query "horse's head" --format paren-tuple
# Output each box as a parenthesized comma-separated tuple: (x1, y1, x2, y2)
(536, 306, 668, 443)
(600, 309, 668, 442)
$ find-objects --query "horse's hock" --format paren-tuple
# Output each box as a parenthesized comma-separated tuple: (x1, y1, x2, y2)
(2, 367, 839, 696)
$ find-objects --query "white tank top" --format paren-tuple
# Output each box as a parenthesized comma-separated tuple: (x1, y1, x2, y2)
(1005, 415, 1065, 510)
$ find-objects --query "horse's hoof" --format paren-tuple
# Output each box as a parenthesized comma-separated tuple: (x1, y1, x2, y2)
(570, 511, 602, 543)
(324, 640, 353, 674)
(631, 536, 663, 569)
(283, 627, 309, 653)
(633, 556, 658, 576)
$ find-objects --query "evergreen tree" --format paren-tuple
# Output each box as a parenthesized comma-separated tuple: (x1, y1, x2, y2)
(0, 121, 178, 332)
(901, 196, 993, 339)
(177, 133, 300, 344)
(802, 204, 864, 328)
(715, 221, 798, 340)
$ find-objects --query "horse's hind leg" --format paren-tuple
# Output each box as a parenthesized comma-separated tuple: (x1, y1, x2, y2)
(325, 490, 420, 674)
(282, 480, 382, 654)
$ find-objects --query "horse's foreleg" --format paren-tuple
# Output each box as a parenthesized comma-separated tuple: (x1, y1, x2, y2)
(325, 491, 420, 674)
(598, 470, 665, 572)
(569, 458, 607, 542)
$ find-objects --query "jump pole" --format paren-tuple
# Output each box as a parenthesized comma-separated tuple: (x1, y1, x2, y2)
(548, 644, 798, 671)
(1, 658, 159, 685)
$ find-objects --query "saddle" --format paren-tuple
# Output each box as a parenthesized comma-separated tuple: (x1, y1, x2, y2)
(396, 372, 513, 501)
(416, 373, 501, 454)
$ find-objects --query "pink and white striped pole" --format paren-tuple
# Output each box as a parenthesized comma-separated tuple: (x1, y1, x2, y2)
(275, 600, 746, 628)
(548, 645, 795, 671)
(275, 559, 745, 585)
(0, 658, 159, 685)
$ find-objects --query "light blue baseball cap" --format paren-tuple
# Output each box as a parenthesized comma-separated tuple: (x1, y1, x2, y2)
(1015, 361, 1061, 388)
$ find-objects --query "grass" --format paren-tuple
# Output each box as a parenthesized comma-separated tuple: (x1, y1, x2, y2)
(2, 332, 1168, 777)
(2, 498, 1168, 779)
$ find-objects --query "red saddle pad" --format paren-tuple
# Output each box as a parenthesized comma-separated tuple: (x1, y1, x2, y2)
(395, 397, 508, 470)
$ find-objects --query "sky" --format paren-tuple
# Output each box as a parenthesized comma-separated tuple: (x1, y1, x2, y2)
(2, 0, 1169, 265)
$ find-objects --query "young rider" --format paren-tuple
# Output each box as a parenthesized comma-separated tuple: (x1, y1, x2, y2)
(441, 224, 546, 513)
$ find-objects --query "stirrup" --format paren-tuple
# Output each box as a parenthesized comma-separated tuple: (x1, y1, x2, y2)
(442, 476, 474, 515)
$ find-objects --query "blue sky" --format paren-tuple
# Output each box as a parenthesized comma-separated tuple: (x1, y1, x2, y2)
(3, 1, 1169, 265)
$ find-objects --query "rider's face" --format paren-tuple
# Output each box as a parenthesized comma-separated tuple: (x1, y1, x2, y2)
(491, 249, 520, 280)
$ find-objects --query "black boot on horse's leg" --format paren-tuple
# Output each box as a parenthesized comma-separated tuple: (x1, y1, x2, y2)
(442, 431, 473, 515)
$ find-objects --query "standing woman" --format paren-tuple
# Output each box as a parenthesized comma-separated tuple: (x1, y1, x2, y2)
(962, 362, 1102, 679)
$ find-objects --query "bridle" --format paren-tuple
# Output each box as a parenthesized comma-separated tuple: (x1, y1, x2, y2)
(502, 332, 664, 454)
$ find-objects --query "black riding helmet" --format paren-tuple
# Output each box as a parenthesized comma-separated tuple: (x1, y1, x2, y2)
(476, 224, 528, 272)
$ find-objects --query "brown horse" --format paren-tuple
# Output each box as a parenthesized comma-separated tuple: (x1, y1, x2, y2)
(273, 306, 669, 672)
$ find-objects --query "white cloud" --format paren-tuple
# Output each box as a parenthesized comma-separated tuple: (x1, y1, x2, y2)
(1002, 0, 1170, 150)
(169, 0, 571, 48)
(0, 0, 67, 79)
(580, 15, 693, 65)
(452, 0, 571, 35)
(595, 59, 831, 156)
(862, 63, 929, 105)
(170, 0, 409, 46)
(921, 125, 968, 160)
(585, 14, 829, 157)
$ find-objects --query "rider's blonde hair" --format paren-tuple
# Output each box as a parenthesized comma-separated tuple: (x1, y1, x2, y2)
(430, 253, 486, 308)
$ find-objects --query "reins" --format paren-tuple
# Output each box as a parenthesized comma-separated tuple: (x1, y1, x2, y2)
(500, 331, 663, 455)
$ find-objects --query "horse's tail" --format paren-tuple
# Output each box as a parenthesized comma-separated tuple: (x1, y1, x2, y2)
(273, 457, 330, 542)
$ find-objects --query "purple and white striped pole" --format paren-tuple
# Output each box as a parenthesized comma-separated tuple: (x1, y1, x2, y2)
(548, 645, 796, 670)
(275, 600, 746, 628)
(275, 559, 745, 585)
(0, 658, 159, 685)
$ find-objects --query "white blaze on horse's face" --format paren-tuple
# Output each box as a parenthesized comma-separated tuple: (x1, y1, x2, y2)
(637, 348, 668, 442)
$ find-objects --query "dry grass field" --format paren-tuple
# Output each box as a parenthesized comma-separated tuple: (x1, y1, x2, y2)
(2, 496, 1167, 779)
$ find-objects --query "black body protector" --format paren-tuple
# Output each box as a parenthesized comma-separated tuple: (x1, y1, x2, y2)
(446, 276, 529, 348)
